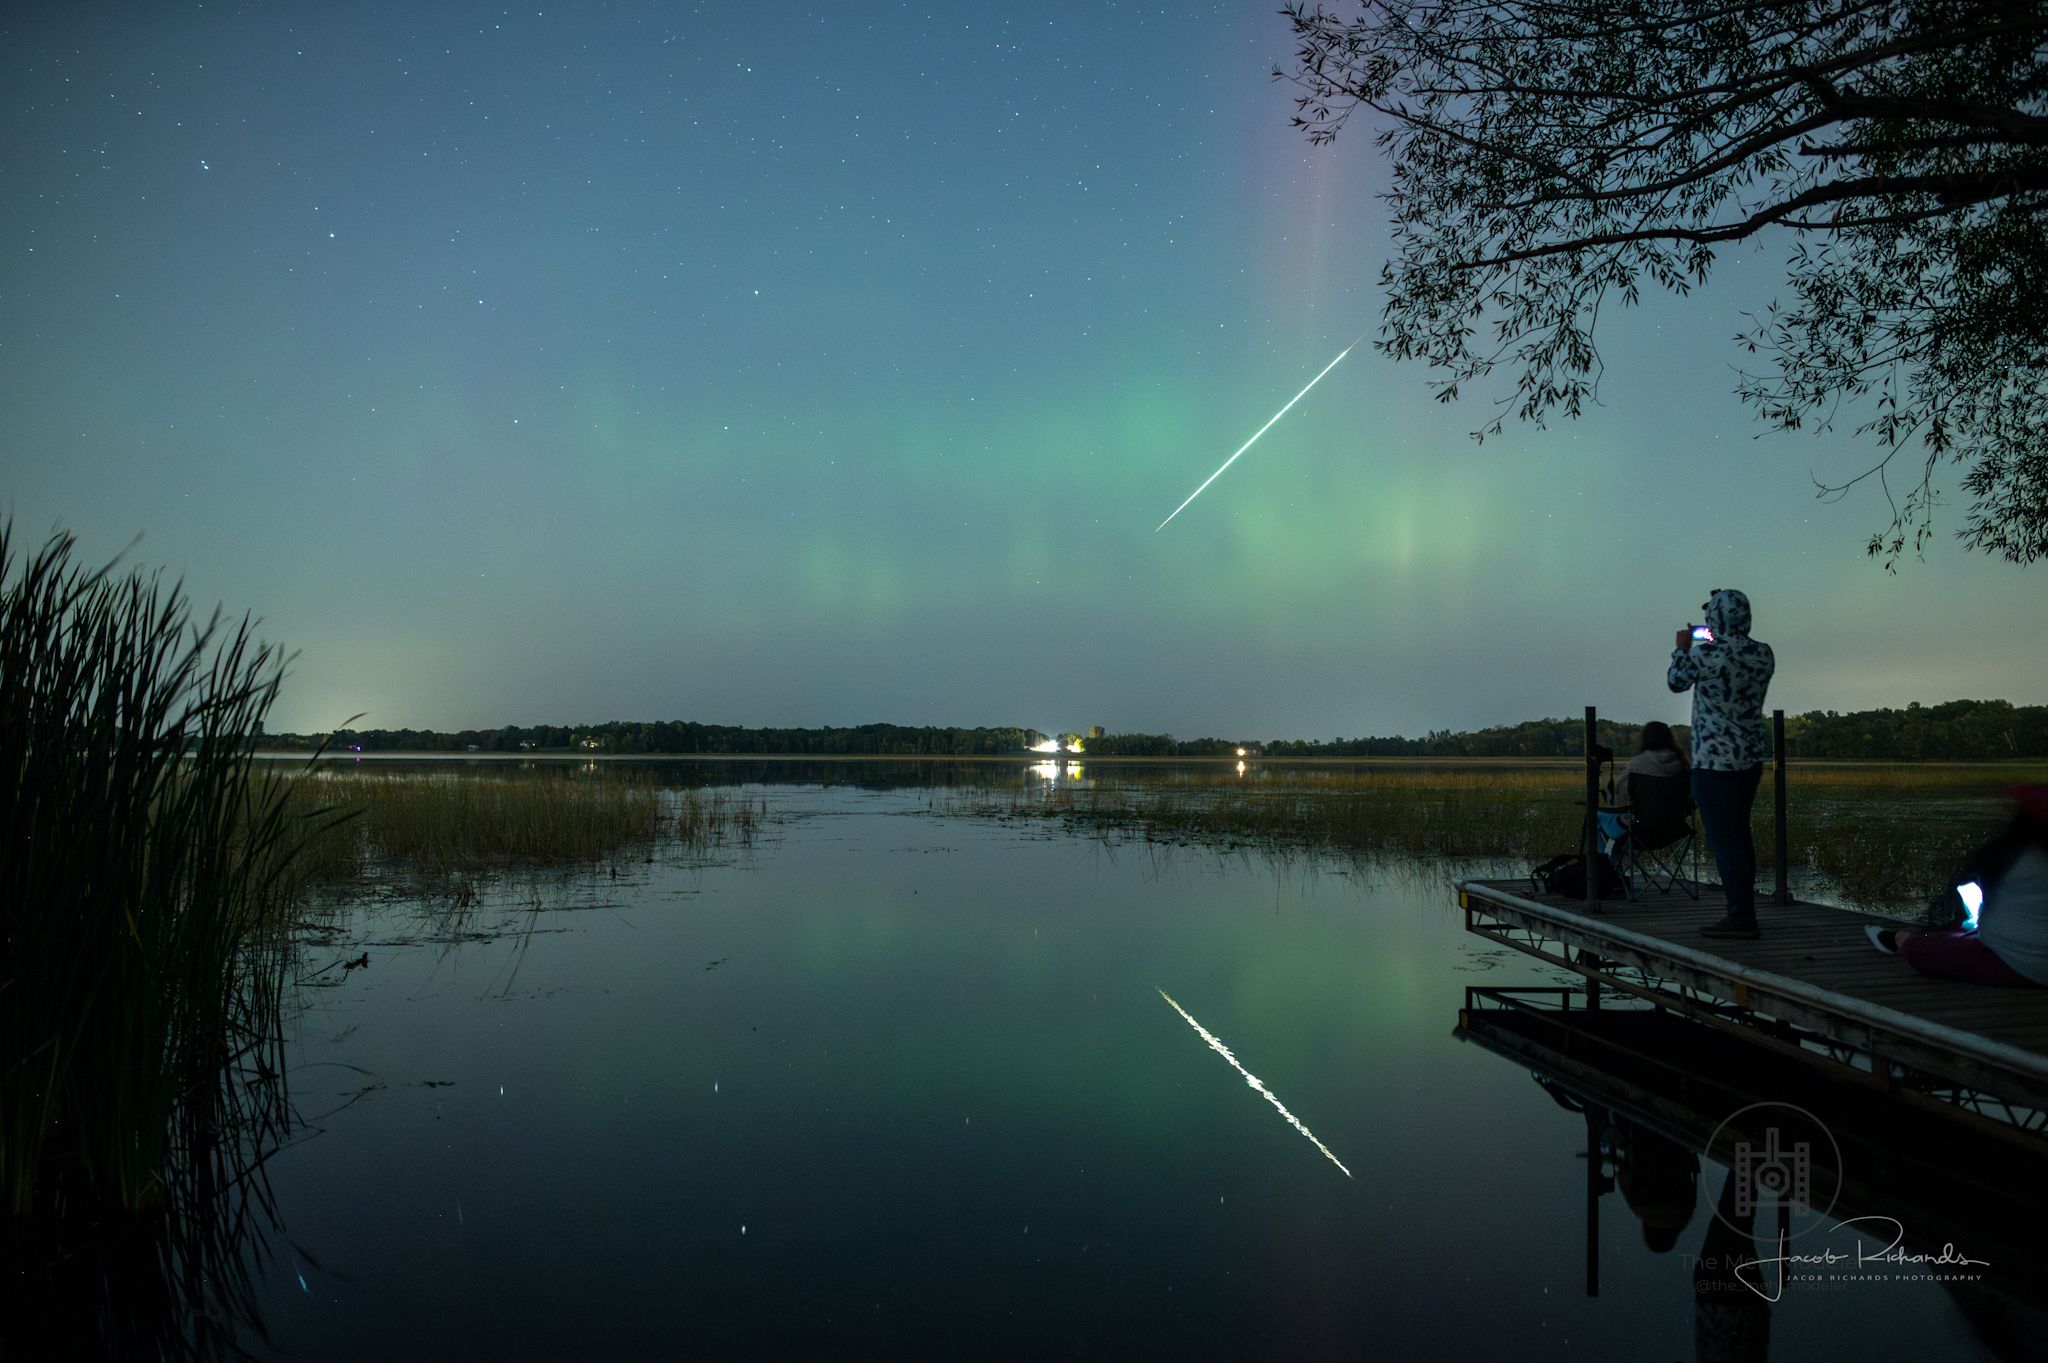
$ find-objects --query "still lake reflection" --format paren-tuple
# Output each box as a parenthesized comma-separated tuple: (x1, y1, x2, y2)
(249, 764, 2023, 1360)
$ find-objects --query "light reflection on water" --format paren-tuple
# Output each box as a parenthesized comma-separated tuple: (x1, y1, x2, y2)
(1155, 988, 1352, 1179)
(236, 767, 2018, 1361)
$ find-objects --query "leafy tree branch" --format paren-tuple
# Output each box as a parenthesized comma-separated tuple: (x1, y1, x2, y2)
(1281, 0, 2048, 564)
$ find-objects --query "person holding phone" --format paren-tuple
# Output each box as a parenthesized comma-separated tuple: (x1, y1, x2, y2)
(1668, 588, 1775, 939)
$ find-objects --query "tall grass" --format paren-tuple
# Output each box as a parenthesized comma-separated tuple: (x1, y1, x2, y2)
(283, 769, 668, 882)
(0, 524, 305, 1352)
(941, 760, 2041, 914)
(675, 788, 765, 847)
(271, 768, 763, 891)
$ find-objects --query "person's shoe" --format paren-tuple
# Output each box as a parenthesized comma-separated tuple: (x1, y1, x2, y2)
(1699, 917, 1761, 940)
(1865, 924, 1899, 955)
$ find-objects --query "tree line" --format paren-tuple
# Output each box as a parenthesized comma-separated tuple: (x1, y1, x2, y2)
(267, 699, 2048, 761)
(271, 721, 1043, 757)
(1093, 700, 2048, 761)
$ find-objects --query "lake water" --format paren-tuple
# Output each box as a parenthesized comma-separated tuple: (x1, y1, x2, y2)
(239, 762, 2030, 1361)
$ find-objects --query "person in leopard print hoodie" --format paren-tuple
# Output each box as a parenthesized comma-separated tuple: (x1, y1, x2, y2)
(1668, 588, 1774, 939)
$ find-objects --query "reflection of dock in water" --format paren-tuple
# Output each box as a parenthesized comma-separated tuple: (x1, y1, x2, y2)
(1456, 990, 2048, 1288)
(1459, 989, 2048, 1361)
(1457, 878, 2048, 1140)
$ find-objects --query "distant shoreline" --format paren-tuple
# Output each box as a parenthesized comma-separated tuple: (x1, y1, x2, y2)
(253, 749, 1578, 765)
(252, 750, 2048, 768)
(256, 700, 2048, 762)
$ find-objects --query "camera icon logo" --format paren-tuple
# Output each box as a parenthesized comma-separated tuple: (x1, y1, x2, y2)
(1706, 1101, 1841, 1240)
(1730, 1127, 1812, 1216)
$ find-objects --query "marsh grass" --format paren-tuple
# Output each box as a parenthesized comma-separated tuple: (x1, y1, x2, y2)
(676, 788, 765, 847)
(1, 524, 306, 1354)
(273, 768, 767, 896)
(285, 769, 662, 880)
(943, 760, 2048, 915)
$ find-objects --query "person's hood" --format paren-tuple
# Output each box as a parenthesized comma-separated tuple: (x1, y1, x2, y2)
(1704, 588, 1752, 639)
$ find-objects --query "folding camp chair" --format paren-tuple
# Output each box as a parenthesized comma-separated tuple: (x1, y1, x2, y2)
(1604, 772, 1701, 900)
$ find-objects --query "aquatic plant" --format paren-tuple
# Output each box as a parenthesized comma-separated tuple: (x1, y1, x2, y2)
(675, 788, 765, 847)
(271, 768, 765, 891)
(0, 523, 305, 1351)
(937, 759, 2040, 915)
(282, 768, 666, 880)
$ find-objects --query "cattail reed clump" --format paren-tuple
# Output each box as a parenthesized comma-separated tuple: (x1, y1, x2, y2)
(1, 522, 309, 1348)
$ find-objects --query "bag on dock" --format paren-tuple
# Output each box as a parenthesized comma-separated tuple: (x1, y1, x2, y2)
(1531, 852, 1623, 900)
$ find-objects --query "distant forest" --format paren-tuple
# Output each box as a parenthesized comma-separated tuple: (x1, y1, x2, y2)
(1093, 699, 2048, 760)
(264, 699, 2048, 761)
(274, 721, 1042, 757)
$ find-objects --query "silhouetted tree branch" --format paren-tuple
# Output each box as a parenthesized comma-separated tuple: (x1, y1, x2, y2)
(1281, 0, 2048, 565)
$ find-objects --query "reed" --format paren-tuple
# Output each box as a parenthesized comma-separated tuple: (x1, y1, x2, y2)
(675, 788, 765, 847)
(269, 768, 765, 890)
(282, 768, 666, 878)
(0, 523, 303, 1348)
(945, 760, 2031, 914)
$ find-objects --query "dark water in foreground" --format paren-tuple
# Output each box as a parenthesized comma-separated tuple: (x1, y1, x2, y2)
(244, 765, 2029, 1361)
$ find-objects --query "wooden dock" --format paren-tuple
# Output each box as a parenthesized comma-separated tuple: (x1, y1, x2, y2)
(1457, 877, 2048, 1140)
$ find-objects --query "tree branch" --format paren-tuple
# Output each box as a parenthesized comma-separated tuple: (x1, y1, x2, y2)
(1453, 166, 2048, 270)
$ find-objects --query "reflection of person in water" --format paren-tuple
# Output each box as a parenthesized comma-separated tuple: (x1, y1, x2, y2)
(1693, 1165, 1771, 1363)
(1616, 1121, 1698, 1253)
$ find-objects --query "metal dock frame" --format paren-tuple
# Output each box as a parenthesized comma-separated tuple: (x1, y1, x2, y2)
(1458, 877, 2048, 1143)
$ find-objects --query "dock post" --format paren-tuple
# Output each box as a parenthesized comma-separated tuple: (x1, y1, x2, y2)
(1583, 705, 1600, 911)
(1773, 709, 1791, 905)
(1584, 1108, 1602, 1298)
(1583, 704, 1603, 1011)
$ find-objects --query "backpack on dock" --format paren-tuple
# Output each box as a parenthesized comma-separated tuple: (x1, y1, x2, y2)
(1531, 852, 1624, 901)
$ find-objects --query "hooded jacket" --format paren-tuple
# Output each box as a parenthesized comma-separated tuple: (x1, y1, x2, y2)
(1667, 589, 1774, 771)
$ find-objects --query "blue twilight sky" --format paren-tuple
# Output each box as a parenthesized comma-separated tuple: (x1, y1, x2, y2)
(3, 2, 2041, 740)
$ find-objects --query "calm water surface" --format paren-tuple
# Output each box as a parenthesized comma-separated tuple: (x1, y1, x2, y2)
(246, 764, 2022, 1360)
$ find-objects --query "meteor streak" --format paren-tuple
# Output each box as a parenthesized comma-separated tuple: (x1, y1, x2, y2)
(1157, 988, 1352, 1178)
(1155, 334, 1365, 532)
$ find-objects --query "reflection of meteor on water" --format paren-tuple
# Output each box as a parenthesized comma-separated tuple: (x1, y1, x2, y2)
(1154, 335, 1366, 532)
(1156, 988, 1352, 1178)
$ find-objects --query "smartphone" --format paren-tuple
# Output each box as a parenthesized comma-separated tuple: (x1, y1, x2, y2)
(1692, 626, 1715, 643)
(1958, 880, 1984, 932)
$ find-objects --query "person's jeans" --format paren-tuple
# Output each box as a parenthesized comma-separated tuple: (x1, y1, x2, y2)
(1692, 764, 1763, 924)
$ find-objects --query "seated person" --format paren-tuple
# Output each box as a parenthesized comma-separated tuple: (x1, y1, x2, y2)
(1598, 721, 1690, 859)
(1868, 786, 2048, 988)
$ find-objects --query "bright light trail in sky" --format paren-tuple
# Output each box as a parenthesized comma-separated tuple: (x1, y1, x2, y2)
(1154, 335, 1366, 532)
(1156, 988, 1352, 1178)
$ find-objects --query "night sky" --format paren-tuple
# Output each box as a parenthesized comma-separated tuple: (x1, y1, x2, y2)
(5, 3, 2041, 741)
